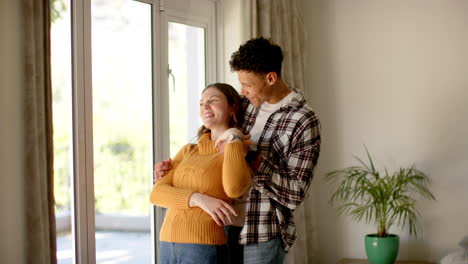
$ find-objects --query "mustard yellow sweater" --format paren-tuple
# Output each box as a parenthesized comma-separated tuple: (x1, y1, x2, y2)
(150, 133, 251, 245)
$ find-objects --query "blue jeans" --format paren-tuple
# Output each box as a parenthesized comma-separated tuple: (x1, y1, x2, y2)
(243, 238, 286, 264)
(160, 242, 226, 264)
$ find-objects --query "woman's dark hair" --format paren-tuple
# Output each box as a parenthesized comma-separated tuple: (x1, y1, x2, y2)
(229, 37, 283, 77)
(197, 83, 245, 139)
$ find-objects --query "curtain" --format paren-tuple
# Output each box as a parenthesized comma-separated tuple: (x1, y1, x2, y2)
(240, 0, 318, 263)
(242, 0, 305, 90)
(21, 0, 56, 263)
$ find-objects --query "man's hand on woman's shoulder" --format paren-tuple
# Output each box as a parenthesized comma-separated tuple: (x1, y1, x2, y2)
(215, 128, 250, 153)
(153, 158, 172, 183)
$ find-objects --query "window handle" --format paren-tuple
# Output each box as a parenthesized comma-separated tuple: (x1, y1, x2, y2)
(168, 65, 175, 92)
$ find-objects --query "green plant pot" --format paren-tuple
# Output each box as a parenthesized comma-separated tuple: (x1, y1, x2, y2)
(365, 234, 400, 264)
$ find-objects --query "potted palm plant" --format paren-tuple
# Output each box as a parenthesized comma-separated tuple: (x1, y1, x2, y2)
(325, 147, 436, 264)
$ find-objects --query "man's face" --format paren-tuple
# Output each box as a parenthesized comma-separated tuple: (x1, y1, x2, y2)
(237, 70, 272, 108)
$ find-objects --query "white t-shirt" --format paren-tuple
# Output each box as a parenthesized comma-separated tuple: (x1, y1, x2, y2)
(249, 91, 296, 144)
(231, 90, 296, 226)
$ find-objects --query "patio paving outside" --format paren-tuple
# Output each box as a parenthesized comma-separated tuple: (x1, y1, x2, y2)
(57, 231, 152, 264)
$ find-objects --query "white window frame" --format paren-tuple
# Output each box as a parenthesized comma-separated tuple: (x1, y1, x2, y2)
(71, 0, 95, 263)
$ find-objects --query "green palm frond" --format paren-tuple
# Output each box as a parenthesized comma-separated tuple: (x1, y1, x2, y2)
(324, 147, 436, 238)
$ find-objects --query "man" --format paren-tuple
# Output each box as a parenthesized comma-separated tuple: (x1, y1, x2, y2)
(155, 37, 320, 263)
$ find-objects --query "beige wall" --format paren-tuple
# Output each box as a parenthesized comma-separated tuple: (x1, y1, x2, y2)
(0, 1, 26, 264)
(220, 0, 252, 87)
(302, 0, 468, 263)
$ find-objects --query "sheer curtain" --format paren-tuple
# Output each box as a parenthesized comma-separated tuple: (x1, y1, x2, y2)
(240, 0, 318, 263)
(22, 0, 56, 263)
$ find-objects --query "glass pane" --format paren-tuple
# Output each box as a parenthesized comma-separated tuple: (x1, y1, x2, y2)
(51, 0, 74, 263)
(92, 0, 152, 263)
(168, 22, 206, 156)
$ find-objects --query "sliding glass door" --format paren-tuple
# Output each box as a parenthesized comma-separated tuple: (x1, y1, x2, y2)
(91, 1, 153, 263)
(51, 0, 217, 263)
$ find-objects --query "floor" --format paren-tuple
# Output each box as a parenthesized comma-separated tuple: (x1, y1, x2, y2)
(57, 231, 152, 264)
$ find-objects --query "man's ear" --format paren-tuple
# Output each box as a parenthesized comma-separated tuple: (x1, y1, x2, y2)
(265, 72, 278, 85)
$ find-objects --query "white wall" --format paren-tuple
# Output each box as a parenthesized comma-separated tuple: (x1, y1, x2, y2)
(302, 0, 468, 263)
(0, 1, 26, 263)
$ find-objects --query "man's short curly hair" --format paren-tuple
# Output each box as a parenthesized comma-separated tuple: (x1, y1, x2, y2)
(230, 37, 283, 77)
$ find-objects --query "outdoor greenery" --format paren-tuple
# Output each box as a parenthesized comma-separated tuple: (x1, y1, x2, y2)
(53, 137, 71, 212)
(325, 147, 436, 238)
(93, 136, 152, 214)
(51, 0, 66, 23)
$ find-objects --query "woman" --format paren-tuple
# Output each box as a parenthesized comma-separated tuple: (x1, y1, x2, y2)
(150, 83, 251, 264)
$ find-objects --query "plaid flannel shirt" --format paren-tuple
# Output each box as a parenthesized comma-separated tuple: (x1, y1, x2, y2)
(238, 89, 321, 251)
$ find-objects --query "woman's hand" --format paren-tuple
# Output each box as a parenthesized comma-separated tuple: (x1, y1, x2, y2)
(189, 193, 237, 226)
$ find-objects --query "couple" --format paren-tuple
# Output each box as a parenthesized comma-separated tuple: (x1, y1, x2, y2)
(150, 37, 321, 264)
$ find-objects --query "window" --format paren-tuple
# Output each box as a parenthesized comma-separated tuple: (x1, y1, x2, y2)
(51, 0, 73, 262)
(51, 0, 217, 263)
(91, 1, 153, 262)
(168, 22, 206, 154)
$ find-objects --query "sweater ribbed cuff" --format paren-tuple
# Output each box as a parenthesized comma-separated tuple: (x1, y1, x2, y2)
(169, 188, 194, 209)
(225, 141, 247, 163)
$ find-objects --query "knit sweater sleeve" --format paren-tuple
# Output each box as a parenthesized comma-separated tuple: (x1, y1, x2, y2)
(150, 145, 194, 209)
(222, 141, 251, 198)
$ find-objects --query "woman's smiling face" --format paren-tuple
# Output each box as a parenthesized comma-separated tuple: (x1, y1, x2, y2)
(199, 87, 232, 132)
